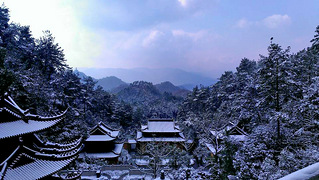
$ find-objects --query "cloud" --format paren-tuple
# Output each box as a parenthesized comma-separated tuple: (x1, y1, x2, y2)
(178, 0, 187, 7)
(70, 0, 218, 31)
(90, 28, 226, 77)
(142, 30, 165, 47)
(235, 18, 252, 28)
(262, 14, 291, 29)
(172, 29, 207, 41)
(236, 14, 291, 29)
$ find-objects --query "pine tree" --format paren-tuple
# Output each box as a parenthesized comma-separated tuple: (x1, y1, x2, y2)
(35, 30, 67, 80)
(257, 40, 292, 140)
(310, 25, 319, 52)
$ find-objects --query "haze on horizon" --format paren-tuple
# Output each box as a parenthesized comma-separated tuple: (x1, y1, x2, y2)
(2, 0, 319, 79)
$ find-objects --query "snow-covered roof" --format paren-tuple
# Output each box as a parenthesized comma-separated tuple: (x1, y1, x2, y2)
(42, 135, 82, 149)
(141, 125, 147, 130)
(136, 131, 142, 139)
(100, 125, 119, 137)
(136, 137, 185, 142)
(80, 143, 123, 159)
(210, 121, 248, 141)
(81, 152, 120, 158)
(113, 143, 124, 155)
(90, 122, 120, 138)
(0, 94, 82, 180)
(3, 154, 77, 180)
(205, 143, 222, 154)
(0, 119, 64, 140)
(229, 135, 247, 142)
(86, 135, 115, 142)
(278, 162, 319, 180)
(141, 118, 181, 133)
(33, 134, 82, 155)
(210, 130, 223, 139)
(206, 143, 215, 153)
(128, 139, 136, 144)
(0, 137, 82, 180)
(0, 95, 67, 139)
(186, 139, 193, 144)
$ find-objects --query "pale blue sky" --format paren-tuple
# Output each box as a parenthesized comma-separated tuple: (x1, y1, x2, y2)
(2, 0, 319, 78)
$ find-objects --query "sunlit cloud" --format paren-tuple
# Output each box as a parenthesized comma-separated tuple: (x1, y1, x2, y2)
(4, 0, 100, 67)
(262, 14, 291, 29)
(143, 30, 165, 47)
(236, 14, 291, 29)
(178, 0, 187, 7)
(235, 18, 252, 29)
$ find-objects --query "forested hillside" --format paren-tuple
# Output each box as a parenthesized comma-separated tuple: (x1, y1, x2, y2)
(115, 81, 184, 121)
(178, 27, 319, 178)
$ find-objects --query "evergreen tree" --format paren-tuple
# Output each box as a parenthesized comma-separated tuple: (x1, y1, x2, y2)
(35, 30, 67, 80)
(257, 40, 292, 140)
(310, 25, 319, 52)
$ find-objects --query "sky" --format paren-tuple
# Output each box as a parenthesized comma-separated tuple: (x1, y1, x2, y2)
(2, 0, 319, 78)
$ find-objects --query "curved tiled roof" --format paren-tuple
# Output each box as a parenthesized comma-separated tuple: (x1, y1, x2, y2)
(81, 143, 123, 159)
(0, 94, 82, 180)
(32, 134, 83, 154)
(3, 153, 77, 180)
(85, 135, 115, 142)
(0, 137, 83, 180)
(86, 121, 120, 142)
(89, 122, 120, 137)
(0, 95, 67, 139)
(0, 118, 64, 140)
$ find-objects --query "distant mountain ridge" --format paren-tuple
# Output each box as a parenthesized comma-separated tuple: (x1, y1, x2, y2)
(74, 69, 190, 95)
(96, 76, 126, 91)
(155, 81, 189, 97)
(77, 67, 216, 88)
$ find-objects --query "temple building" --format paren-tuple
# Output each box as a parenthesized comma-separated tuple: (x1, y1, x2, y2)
(206, 121, 248, 157)
(0, 93, 82, 180)
(81, 122, 123, 163)
(136, 118, 185, 154)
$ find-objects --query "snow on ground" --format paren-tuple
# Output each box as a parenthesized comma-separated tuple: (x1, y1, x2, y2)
(103, 170, 129, 179)
(123, 175, 153, 180)
(161, 159, 170, 165)
(135, 158, 150, 165)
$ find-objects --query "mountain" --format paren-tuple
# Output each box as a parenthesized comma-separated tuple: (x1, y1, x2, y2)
(75, 69, 191, 94)
(155, 81, 180, 93)
(96, 76, 126, 91)
(115, 81, 184, 118)
(179, 84, 197, 90)
(77, 67, 216, 87)
(116, 81, 162, 104)
(110, 84, 129, 94)
(74, 69, 90, 80)
(155, 81, 190, 98)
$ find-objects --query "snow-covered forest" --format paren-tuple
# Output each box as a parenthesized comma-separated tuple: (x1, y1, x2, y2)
(1, 4, 319, 179)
